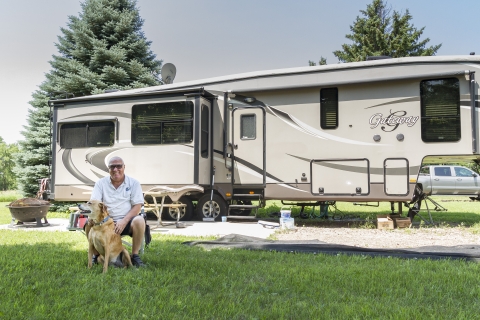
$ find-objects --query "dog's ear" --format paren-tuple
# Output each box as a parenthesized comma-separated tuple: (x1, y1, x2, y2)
(99, 202, 108, 215)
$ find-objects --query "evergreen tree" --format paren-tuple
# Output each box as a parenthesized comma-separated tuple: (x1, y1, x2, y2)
(333, 0, 441, 62)
(15, 0, 162, 196)
(308, 57, 327, 66)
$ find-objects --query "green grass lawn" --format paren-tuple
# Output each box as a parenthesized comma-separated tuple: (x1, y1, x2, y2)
(1, 197, 480, 318)
(1, 230, 480, 319)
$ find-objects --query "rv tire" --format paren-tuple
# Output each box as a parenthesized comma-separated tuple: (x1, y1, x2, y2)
(196, 194, 227, 221)
(162, 196, 194, 221)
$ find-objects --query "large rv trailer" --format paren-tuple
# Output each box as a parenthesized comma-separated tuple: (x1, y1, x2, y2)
(47, 56, 480, 221)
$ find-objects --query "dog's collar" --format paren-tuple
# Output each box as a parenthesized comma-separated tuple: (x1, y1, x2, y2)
(94, 216, 111, 226)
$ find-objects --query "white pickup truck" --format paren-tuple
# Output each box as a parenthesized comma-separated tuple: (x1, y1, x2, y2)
(416, 165, 480, 197)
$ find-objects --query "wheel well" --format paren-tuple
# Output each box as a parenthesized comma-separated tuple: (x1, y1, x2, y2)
(192, 189, 228, 202)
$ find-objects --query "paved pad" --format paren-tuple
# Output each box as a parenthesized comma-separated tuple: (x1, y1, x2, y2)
(0, 218, 278, 239)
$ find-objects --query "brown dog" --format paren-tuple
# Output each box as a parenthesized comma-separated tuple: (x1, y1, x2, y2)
(80, 200, 133, 273)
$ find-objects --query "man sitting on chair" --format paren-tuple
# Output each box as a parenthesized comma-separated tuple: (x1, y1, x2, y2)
(88, 156, 146, 267)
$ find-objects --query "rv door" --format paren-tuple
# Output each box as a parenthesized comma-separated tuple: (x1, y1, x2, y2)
(231, 106, 266, 186)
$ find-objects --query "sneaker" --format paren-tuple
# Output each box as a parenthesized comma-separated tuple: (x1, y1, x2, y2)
(131, 254, 146, 268)
(92, 254, 98, 265)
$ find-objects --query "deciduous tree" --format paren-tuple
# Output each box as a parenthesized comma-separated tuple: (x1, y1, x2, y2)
(0, 137, 19, 190)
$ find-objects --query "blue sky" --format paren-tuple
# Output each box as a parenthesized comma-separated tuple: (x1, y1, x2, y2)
(0, 0, 478, 144)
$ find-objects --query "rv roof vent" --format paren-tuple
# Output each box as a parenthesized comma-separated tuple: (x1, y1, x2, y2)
(161, 63, 177, 84)
(104, 89, 120, 93)
(470, 52, 475, 55)
(366, 56, 392, 61)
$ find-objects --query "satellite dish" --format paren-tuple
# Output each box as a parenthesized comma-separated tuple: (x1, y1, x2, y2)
(161, 63, 176, 84)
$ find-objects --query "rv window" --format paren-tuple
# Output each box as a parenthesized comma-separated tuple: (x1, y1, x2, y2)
(131, 101, 194, 145)
(201, 104, 209, 158)
(241, 114, 256, 140)
(420, 78, 460, 142)
(60, 121, 114, 148)
(320, 88, 338, 129)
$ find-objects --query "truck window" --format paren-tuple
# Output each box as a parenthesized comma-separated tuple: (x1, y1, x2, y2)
(420, 78, 460, 142)
(454, 167, 474, 177)
(131, 101, 193, 145)
(419, 166, 430, 175)
(434, 167, 452, 176)
(60, 121, 114, 148)
(320, 88, 338, 129)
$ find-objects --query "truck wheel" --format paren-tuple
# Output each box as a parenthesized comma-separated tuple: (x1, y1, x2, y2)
(162, 196, 194, 221)
(196, 194, 227, 221)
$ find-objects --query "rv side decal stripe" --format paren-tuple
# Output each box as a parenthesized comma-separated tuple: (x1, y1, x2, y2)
(365, 96, 419, 109)
(212, 148, 284, 183)
(62, 149, 95, 184)
(287, 153, 420, 175)
(269, 106, 385, 146)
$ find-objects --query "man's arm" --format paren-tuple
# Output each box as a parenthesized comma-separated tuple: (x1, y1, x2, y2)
(114, 203, 142, 234)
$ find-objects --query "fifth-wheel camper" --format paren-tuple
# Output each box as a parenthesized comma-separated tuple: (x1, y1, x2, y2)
(46, 55, 480, 221)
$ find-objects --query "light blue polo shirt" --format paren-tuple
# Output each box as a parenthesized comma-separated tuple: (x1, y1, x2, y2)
(90, 175, 144, 222)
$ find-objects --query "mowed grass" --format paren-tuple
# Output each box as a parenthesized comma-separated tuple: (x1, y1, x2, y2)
(1, 230, 480, 319)
(0, 190, 22, 203)
(1, 198, 480, 318)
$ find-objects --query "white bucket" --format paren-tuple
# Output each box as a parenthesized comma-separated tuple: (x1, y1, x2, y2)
(280, 218, 295, 229)
(280, 206, 291, 219)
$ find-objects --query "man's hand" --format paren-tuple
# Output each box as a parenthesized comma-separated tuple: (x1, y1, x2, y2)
(114, 218, 128, 235)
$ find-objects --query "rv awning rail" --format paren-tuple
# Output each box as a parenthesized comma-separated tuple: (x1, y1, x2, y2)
(229, 70, 471, 94)
(48, 87, 217, 106)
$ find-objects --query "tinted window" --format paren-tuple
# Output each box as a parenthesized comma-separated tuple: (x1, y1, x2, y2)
(434, 167, 452, 176)
(455, 167, 474, 177)
(241, 114, 256, 139)
(60, 121, 114, 148)
(419, 166, 430, 175)
(320, 88, 338, 129)
(201, 104, 209, 158)
(131, 101, 193, 145)
(420, 78, 460, 142)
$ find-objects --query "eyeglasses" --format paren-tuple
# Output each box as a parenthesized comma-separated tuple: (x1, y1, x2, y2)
(108, 164, 124, 170)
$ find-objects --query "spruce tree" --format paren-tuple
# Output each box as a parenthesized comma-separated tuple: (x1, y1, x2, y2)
(15, 0, 162, 196)
(333, 0, 441, 62)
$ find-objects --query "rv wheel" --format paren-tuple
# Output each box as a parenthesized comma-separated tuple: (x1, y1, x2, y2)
(162, 196, 194, 221)
(196, 194, 227, 221)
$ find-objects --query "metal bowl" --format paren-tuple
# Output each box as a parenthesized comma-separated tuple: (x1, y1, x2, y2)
(6, 198, 51, 222)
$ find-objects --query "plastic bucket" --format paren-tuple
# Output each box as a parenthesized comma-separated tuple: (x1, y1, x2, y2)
(280, 206, 291, 219)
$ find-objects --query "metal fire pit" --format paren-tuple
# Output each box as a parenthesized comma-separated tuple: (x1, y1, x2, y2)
(7, 198, 51, 227)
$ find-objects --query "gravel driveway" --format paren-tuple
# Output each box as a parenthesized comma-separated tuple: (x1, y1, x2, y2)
(274, 225, 480, 256)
